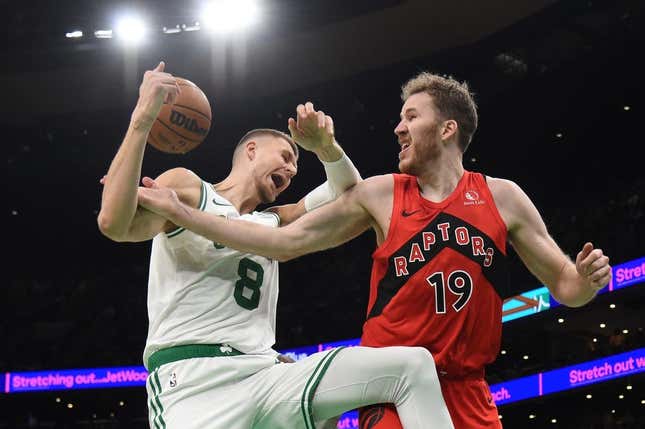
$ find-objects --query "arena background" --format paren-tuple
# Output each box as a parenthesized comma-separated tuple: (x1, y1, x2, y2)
(2, 0, 643, 427)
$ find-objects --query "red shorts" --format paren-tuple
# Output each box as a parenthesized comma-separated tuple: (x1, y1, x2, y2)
(358, 378, 502, 429)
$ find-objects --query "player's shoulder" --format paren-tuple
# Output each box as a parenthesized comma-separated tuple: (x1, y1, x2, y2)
(485, 175, 531, 210)
(356, 174, 395, 191)
(155, 167, 204, 208)
(347, 174, 395, 206)
(485, 176, 523, 196)
(155, 167, 202, 189)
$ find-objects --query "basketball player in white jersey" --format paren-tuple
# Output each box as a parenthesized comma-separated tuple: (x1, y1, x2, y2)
(98, 61, 454, 429)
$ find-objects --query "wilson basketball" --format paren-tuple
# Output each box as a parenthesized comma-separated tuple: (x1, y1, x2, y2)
(148, 77, 212, 154)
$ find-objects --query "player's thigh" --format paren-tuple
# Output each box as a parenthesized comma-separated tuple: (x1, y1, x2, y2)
(252, 347, 344, 429)
(148, 356, 273, 429)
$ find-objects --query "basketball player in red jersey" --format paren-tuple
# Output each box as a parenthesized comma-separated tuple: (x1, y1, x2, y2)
(135, 72, 612, 428)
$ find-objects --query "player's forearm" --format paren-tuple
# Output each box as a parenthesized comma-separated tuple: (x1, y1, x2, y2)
(552, 262, 597, 307)
(98, 114, 151, 240)
(168, 204, 297, 261)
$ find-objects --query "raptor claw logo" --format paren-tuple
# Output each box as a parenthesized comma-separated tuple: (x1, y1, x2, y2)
(359, 406, 385, 429)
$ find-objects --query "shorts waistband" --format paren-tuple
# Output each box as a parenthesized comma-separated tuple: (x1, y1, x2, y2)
(147, 344, 244, 372)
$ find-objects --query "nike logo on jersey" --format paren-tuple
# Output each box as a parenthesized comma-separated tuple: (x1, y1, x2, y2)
(401, 209, 421, 217)
(212, 199, 233, 206)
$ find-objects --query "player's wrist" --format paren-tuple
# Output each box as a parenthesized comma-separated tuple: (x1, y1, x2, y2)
(130, 101, 160, 131)
(314, 140, 343, 162)
(130, 110, 155, 132)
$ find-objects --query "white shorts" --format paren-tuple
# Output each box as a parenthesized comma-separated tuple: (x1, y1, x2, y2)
(145, 347, 343, 429)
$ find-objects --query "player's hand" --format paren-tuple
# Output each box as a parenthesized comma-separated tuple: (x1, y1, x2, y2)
(288, 102, 339, 160)
(136, 176, 183, 220)
(276, 354, 295, 363)
(575, 242, 611, 292)
(133, 61, 181, 129)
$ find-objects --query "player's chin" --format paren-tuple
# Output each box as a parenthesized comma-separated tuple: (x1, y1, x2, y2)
(259, 187, 277, 204)
(398, 159, 412, 174)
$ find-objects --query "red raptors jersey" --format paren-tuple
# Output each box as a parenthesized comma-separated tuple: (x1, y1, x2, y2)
(362, 171, 509, 378)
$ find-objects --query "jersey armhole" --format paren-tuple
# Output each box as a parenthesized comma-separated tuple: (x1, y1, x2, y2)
(264, 210, 281, 227)
(372, 174, 401, 258)
(166, 180, 208, 238)
(478, 173, 508, 254)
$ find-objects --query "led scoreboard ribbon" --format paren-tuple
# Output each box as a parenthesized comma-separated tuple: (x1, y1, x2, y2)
(3, 256, 644, 429)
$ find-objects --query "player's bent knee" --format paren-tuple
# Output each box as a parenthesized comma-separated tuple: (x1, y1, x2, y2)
(400, 347, 438, 380)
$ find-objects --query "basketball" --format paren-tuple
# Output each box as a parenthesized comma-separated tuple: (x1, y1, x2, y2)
(148, 77, 212, 154)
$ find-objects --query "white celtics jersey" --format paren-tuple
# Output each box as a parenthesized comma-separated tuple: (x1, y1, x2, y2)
(143, 180, 281, 368)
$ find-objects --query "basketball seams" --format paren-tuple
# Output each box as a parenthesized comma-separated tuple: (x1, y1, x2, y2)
(155, 119, 204, 143)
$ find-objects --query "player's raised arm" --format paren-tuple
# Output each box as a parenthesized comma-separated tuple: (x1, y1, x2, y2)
(492, 177, 611, 307)
(137, 175, 378, 261)
(266, 102, 362, 225)
(98, 61, 181, 242)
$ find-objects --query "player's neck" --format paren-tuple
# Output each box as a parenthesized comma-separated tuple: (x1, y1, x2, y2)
(213, 174, 260, 215)
(415, 156, 465, 202)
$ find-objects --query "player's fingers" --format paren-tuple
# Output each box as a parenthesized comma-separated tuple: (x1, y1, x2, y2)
(578, 246, 600, 271)
(287, 118, 300, 137)
(296, 104, 306, 121)
(576, 242, 593, 264)
(317, 111, 325, 128)
(305, 101, 314, 115)
(325, 115, 334, 135)
(582, 242, 594, 258)
(587, 255, 610, 275)
(154, 61, 165, 72)
(592, 271, 612, 290)
(163, 82, 181, 104)
(99, 175, 107, 184)
(141, 176, 157, 188)
(590, 265, 611, 282)
(583, 249, 604, 271)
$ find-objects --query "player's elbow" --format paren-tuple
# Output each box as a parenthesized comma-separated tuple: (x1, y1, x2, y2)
(97, 212, 127, 242)
(549, 287, 593, 308)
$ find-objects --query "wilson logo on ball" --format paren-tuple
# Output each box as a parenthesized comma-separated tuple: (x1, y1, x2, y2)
(169, 110, 209, 137)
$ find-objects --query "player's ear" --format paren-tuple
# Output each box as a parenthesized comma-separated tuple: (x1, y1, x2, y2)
(246, 141, 257, 161)
(441, 119, 458, 142)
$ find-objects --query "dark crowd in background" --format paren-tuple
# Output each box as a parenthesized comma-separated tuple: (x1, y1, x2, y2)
(3, 0, 643, 428)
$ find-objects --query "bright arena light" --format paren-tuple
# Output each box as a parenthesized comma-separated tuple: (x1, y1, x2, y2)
(65, 30, 83, 38)
(94, 29, 113, 39)
(201, 0, 260, 33)
(115, 16, 147, 44)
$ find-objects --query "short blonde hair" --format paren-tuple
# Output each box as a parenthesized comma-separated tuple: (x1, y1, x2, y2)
(233, 128, 299, 163)
(402, 72, 478, 153)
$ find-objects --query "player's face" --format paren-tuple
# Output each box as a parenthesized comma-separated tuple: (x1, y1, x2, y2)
(253, 137, 298, 204)
(394, 92, 443, 175)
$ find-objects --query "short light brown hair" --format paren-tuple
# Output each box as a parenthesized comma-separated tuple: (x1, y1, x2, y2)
(401, 72, 478, 153)
(233, 128, 299, 162)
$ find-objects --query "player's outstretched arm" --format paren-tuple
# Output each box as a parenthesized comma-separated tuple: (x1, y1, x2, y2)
(493, 178, 611, 307)
(267, 102, 362, 225)
(98, 61, 181, 241)
(138, 176, 377, 261)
